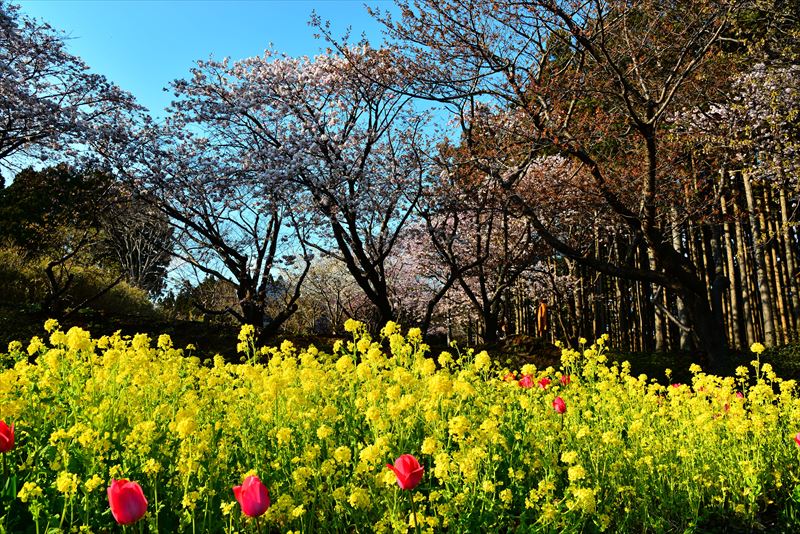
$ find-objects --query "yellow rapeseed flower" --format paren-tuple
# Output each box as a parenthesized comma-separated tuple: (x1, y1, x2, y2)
(348, 488, 371, 509)
(18, 482, 43, 503)
(343, 319, 362, 334)
(55, 472, 79, 497)
(84, 475, 104, 493)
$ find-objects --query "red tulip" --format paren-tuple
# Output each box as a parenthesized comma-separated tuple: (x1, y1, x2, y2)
(560, 374, 571, 386)
(518, 375, 534, 388)
(503, 372, 515, 382)
(386, 454, 424, 490)
(552, 396, 566, 414)
(0, 421, 13, 453)
(107, 479, 148, 525)
(233, 475, 270, 517)
(795, 433, 800, 448)
(537, 377, 551, 389)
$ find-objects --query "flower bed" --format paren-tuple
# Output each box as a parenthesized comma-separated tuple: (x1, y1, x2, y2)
(1, 319, 799, 532)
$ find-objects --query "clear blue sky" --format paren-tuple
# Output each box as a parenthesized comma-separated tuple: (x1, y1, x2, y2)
(17, 0, 396, 117)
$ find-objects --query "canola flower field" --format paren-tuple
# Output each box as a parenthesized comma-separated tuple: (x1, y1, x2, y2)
(1, 319, 800, 533)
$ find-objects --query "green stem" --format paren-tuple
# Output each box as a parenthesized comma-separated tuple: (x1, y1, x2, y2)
(154, 482, 159, 533)
(59, 496, 67, 531)
(255, 516, 262, 534)
(408, 490, 421, 534)
(2, 453, 6, 479)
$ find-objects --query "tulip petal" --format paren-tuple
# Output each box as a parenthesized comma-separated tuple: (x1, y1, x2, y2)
(388, 455, 424, 490)
(234, 475, 270, 517)
(108, 479, 148, 525)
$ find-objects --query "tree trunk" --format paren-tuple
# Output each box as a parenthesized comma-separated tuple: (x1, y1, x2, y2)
(614, 238, 631, 350)
(670, 207, 691, 350)
(482, 309, 500, 344)
(761, 188, 787, 344)
(682, 286, 729, 374)
(733, 199, 756, 346)
(743, 171, 776, 345)
(779, 185, 799, 336)
(720, 192, 743, 348)
(648, 248, 665, 352)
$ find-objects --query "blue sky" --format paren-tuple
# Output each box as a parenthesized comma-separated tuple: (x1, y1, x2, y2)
(18, 0, 396, 117)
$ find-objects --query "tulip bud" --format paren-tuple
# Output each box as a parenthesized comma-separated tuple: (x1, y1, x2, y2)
(795, 432, 800, 448)
(0, 421, 14, 453)
(386, 454, 424, 490)
(560, 374, 571, 386)
(107, 479, 148, 525)
(552, 396, 566, 414)
(233, 475, 270, 517)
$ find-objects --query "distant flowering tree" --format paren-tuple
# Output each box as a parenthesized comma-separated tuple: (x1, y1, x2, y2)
(158, 46, 429, 327)
(288, 256, 375, 335)
(100, 119, 311, 342)
(683, 63, 800, 187)
(415, 107, 560, 343)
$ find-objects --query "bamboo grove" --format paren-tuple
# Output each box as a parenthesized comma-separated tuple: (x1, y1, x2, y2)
(497, 170, 800, 354)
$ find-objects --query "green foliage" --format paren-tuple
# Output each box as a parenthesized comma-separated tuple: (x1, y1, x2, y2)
(0, 165, 112, 260)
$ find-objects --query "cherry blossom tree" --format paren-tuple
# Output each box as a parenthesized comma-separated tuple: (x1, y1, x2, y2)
(101, 119, 311, 343)
(166, 46, 428, 327)
(423, 151, 542, 342)
(288, 256, 374, 334)
(0, 2, 139, 175)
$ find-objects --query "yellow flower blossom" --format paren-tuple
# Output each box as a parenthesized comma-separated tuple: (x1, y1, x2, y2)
(55, 472, 79, 497)
(18, 482, 43, 503)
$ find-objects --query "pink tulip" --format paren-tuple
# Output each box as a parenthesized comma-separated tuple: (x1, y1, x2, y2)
(518, 375, 534, 388)
(795, 433, 800, 448)
(736, 391, 745, 399)
(552, 396, 566, 414)
(107, 479, 148, 525)
(386, 454, 424, 490)
(538, 377, 551, 389)
(0, 421, 13, 453)
(233, 475, 270, 517)
(560, 374, 571, 386)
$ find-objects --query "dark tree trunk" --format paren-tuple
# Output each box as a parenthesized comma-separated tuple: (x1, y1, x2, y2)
(482, 311, 500, 344)
(682, 281, 730, 375)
